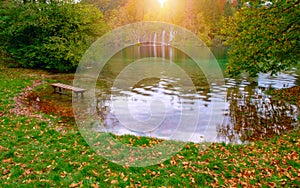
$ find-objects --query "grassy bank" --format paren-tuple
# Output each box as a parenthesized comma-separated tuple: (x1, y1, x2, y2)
(0, 65, 299, 187)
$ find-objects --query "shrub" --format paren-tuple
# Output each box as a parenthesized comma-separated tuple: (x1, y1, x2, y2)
(0, 0, 108, 72)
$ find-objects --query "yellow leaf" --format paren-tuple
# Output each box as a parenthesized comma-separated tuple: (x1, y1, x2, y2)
(111, 180, 118, 184)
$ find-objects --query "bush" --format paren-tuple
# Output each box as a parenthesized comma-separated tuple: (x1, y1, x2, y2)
(0, 0, 108, 72)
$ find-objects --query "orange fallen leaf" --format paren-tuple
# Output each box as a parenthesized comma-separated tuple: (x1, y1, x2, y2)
(69, 181, 83, 188)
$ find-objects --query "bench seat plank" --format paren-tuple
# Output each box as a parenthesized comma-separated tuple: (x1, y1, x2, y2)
(51, 83, 86, 100)
(51, 83, 86, 93)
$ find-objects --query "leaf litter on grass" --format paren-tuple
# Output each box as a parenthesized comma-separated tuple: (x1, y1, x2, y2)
(0, 65, 299, 187)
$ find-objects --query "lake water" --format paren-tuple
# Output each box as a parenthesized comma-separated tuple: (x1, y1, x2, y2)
(93, 45, 299, 144)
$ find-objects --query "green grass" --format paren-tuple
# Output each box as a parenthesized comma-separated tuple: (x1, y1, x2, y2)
(0, 64, 299, 187)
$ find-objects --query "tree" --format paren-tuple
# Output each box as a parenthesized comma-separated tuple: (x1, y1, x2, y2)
(223, 1, 234, 17)
(221, 0, 300, 77)
(0, 0, 107, 72)
(81, 0, 126, 14)
(197, 0, 226, 30)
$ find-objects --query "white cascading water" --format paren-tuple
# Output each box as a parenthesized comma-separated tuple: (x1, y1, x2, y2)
(153, 32, 157, 58)
(162, 30, 166, 58)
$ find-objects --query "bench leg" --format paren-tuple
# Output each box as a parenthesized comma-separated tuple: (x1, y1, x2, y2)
(75, 92, 79, 102)
(71, 93, 75, 102)
(59, 87, 62, 95)
(52, 86, 57, 93)
(73, 92, 84, 101)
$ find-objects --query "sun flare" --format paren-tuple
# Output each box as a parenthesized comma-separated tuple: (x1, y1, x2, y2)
(158, 0, 167, 8)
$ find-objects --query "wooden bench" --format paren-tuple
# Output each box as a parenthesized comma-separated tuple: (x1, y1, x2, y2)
(51, 83, 86, 100)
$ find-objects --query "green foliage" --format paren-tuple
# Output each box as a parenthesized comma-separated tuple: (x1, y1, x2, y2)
(223, 1, 234, 17)
(221, 0, 300, 77)
(0, 0, 107, 72)
(81, 0, 126, 14)
(197, 0, 226, 29)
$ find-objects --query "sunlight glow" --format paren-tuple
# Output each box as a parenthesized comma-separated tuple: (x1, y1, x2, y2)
(158, 0, 167, 8)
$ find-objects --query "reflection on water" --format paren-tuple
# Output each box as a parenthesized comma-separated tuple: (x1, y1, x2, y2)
(218, 79, 298, 143)
(94, 45, 299, 144)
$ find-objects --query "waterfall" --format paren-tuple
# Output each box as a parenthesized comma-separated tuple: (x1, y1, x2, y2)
(149, 33, 152, 56)
(153, 32, 157, 58)
(169, 31, 173, 44)
(168, 31, 173, 61)
(162, 30, 166, 45)
(162, 30, 166, 58)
